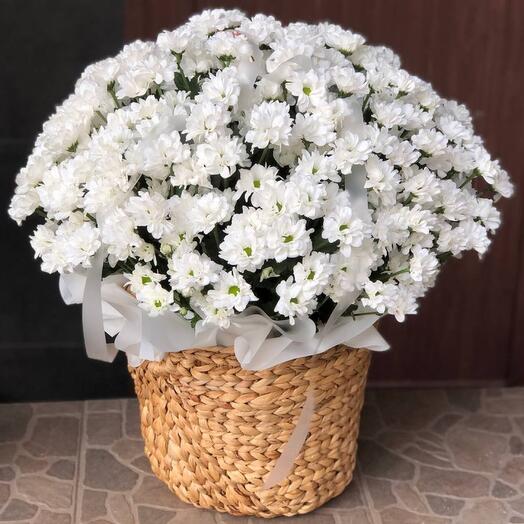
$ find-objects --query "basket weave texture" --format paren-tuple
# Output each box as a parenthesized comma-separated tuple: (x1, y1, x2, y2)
(129, 344, 371, 518)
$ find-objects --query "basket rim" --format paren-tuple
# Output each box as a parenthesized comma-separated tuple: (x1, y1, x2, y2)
(131, 344, 368, 378)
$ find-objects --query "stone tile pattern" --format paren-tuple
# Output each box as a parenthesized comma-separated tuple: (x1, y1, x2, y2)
(0, 388, 522, 523)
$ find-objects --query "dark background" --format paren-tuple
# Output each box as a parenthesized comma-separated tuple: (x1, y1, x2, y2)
(1, 0, 523, 402)
(0, 0, 132, 401)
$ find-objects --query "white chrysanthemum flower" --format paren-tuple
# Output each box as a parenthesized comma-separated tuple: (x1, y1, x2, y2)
(492, 168, 514, 198)
(387, 139, 421, 168)
(157, 26, 192, 54)
(409, 246, 439, 285)
(402, 166, 441, 205)
(294, 150, 340, 182)
(235, 164, 278, 200)
(8, 189, 40, 225)
(275, 277, 317, 324)
(116, 41, 176, 99)
(385, 283, 419, 322)
(32, 217, 100, 274)
(169, 251, 220, 296)
(411, 128, 448, 156)
(196, 136, 249, 178)
(220, 229, 267, 273)
(184, 101, 230, 142)
(370, 98, 411, 129)
(437, 180, 474, 222)
(321, 23, 365, 54)
(332, 133, 373, 174)
(361, 281, 397, 315)
(207, 30, 254, 63)
(199, 67, 241, 107)
(171, 158, 212, 188)
(322, 207, 368, 256)
(293, 252, 333, 295)
(438, 219, 490, 256)
(135, 282, 174, 317)
(36, 165, 84, 221)
(219, 212, 268, 272)
(291, 111, 337, 147)
(327, 242, 378, 300)
(60, 219, 101, 269)
(286, 70, 327, 112)
(251, 179, 300, 216)
(364, 155, 400, 206)
(126, 264, 165, 295)
(239, 14, 282, 45)
(191, 292, 233, 329)
(9, 9, 511, 329)
(331, 66, 368, 96)
(266, 216, 312, 262)
(436, 115, 472, 143)
(373, 205, 411, 251)
(127, 131, 190, 180)
(245, 101, 292, 149)
(30, 224, 57, 260)
(475, 198, 501, 232)
(101, 208, 145, 264)
(191, 191, 234, 234)
(127, 191, 172, 239)
(207, 269, 257, 312)
(290, 175, 327, 219)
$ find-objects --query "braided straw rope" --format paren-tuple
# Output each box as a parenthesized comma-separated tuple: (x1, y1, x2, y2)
(129, 344, 371, 518)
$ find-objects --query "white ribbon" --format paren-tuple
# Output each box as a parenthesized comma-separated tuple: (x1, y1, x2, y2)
(58, 165, 389, 489)
(60, 270, 388, 369)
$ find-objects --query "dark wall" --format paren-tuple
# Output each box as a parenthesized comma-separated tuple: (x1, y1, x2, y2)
(125, 0, 524, 387)
(0, 0, 133, 401)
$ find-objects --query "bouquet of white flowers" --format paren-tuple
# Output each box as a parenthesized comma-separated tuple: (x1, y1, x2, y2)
(9, 8, 512, 335)
(9, 9, 515, 517)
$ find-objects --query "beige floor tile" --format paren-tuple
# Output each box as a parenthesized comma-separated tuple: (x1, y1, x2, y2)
(0, 387, 522, 523)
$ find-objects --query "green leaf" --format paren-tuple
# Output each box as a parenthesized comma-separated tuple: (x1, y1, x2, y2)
(174, 71, 189, 91)
(218, 54, 235, 67)
(67, 141, 78, 153)
(260, 266, 279, 281)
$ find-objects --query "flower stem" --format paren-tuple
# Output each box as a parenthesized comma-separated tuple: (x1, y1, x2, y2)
(34, 208, 47, 219)
(95, 110, 107, 124)
(107, 81, 120, 109)
(387, 267, 410, 279)
(259, 147, 270, 165)
(459, 168, 480, 189)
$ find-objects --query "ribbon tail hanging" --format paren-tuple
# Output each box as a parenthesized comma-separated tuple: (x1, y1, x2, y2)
(262, 390, 316, 490)
(81, 248, 117, 362)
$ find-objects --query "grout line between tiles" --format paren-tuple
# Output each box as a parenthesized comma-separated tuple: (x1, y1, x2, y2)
(355, 460, 381, 524)
(72, 400, 87, 523)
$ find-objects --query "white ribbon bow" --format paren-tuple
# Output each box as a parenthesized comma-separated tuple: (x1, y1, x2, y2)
(59, 264, 388, 370)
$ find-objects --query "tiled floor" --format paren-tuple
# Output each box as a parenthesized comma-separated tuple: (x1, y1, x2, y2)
(0, 388, 523, 523)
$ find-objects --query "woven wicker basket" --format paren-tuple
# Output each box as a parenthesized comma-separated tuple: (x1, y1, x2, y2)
(129, 344, 371, 518)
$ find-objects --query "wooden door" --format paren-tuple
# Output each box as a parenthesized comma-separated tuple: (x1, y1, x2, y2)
(125, 0, 524, 385)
